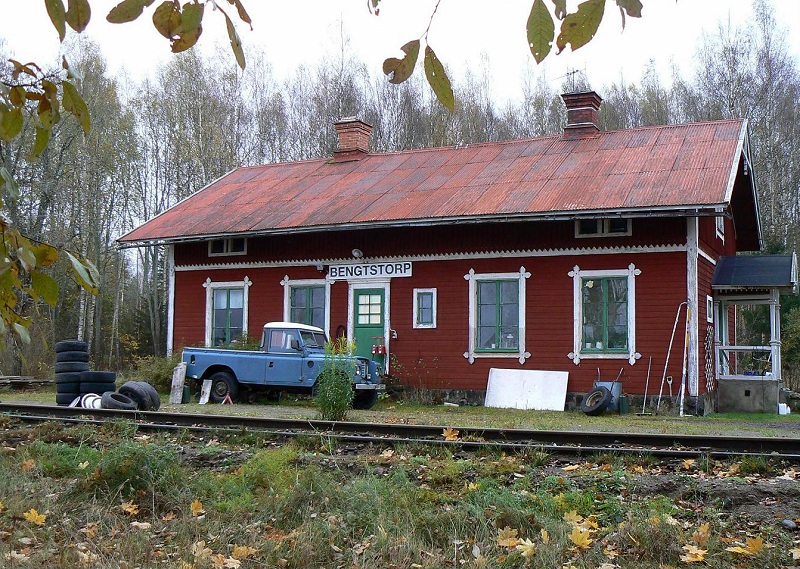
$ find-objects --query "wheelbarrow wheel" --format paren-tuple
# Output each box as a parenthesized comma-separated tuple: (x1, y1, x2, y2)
(581, 386, 613, 416)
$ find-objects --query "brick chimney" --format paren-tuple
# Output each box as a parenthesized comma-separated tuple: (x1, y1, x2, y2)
(333, 117, 373, 161)
(561, 91, 602, 139)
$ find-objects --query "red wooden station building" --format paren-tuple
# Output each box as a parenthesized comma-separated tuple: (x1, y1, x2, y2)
(121, 92, 797, 412)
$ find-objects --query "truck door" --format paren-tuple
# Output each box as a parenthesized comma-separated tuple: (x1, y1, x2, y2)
(265, 328, 304, 387)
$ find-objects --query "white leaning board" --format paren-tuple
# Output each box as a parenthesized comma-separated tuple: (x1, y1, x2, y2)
(484, 368, 568, 411)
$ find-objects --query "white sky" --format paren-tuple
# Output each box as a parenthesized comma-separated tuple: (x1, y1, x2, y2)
(1, 1, 800, 103)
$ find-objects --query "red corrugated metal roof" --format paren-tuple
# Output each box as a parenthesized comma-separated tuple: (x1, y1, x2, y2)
(120, 119, 750, 243)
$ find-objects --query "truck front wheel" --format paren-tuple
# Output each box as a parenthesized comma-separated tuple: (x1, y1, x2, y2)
(209, 371, 239, 403)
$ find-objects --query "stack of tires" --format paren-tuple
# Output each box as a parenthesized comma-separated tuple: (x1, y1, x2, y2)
(80, 370, 117, 397)
(54, 340, 90, 406)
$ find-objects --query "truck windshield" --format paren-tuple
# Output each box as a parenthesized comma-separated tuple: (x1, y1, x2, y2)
(300, 330, 327, 348)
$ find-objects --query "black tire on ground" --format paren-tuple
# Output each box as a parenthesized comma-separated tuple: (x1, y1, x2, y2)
(80, 371, 117, 383)
(136, 382, 161, 411)
(55, 340, 89, 353)
(119, 381, 153, 411)
(581, 386, 613, 416)
(55, 361, 90, 374)
(55, 350, 90, 363)
(352, 390, 379, 410)
(55, 371, 82, 384)
(80, 382, 116, 395)
(55, 381, 81, 394)
(101, 391, 137, 411)
(208, 371, 239, 404)
(56, 393, 81, 406)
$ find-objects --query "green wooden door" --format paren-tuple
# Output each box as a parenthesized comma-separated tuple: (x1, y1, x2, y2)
(353, 288, 385, 364)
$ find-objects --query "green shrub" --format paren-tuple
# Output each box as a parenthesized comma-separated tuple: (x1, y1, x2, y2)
(315, 337, 355, 421)
(79, 441, 186, 510)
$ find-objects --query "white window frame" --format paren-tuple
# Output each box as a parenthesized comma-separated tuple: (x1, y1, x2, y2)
(208, 237, 247, 257)
(413, 288, 437, 329)
(575, 218, 632, 238)
(568, 264, 641, 365)
(706, 295, 714, 324)
(280, 276, 331, 335)
(203, 276, 252, 347)
(463, 267, 530, 365)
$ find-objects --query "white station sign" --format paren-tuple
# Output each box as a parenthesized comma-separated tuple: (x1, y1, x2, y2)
(328, 262, 412, 281)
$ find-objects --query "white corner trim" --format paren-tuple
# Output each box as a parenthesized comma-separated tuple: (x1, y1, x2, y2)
(698, 247, 717, 266)
(413, 288, 438, 329)
(280, 276, 332, 336)
(166, 244, 175, 356)
(463, 266, 531, 365)
(203, 276, 252, 347)
(687, 217, 699, 396)
(568, 263, 641, 366)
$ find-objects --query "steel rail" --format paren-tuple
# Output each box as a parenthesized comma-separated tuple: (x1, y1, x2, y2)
(1, 403, 798, 459)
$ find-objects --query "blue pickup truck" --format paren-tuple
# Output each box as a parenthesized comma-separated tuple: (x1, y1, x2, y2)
(182, 322, 384, 408)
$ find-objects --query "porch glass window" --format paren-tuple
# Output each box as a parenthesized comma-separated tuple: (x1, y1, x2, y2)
(290, 285, 325, 328)
(477, 280, 519, 352)
(212, 288, 244, 345)
(581, 277, 628, 353)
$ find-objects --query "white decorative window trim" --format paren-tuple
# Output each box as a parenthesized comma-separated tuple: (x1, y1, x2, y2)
(715, 214, 725, 242)
(208, 237, 247, 257)
(463, 267, 531, 365)
(280, 276, 331, 335)
(567, 264, 641, 365)
(575, 218, 632, 238)
(413, 288, 437, 329)
(203, 276, 252, 347)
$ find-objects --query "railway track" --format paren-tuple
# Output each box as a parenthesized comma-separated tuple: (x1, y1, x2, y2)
(1, 402, 798, 460)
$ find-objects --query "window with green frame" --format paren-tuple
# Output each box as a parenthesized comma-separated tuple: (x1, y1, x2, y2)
(477, 280, 519, 352)
(290, 285, 325, 329)
(413, 288, 436, 328)
(212, 288, 244, 345)
(581, 276, 628, 353)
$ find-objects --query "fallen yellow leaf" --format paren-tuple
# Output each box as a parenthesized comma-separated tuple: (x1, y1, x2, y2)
(680, 544, 707, 563)
(120, 501, 139, 516)
(192, 540, 213, 560)
(80, 523, 98, 538)
(568, 527, 593, 550)
(231, 544, 257, 559)
(691, 523, 711, 546)
(515, 537, 536, 558)
(726, 536, 767, 556)
(191, 499, 206, 516)
(563, 510, 583, 525)
(442, 427, 459, 441)
(790, 547, 800, 560)
(562, 464, 581, 472)
(681, 459, 696, 470)
(540, 528, 549, 544)
(130, 521, 152, 530)
(23, 509, 46, 526)
(496, 526, 521, 548)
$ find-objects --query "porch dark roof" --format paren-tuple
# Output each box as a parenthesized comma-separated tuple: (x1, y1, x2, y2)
(712, 254, 798, 294)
